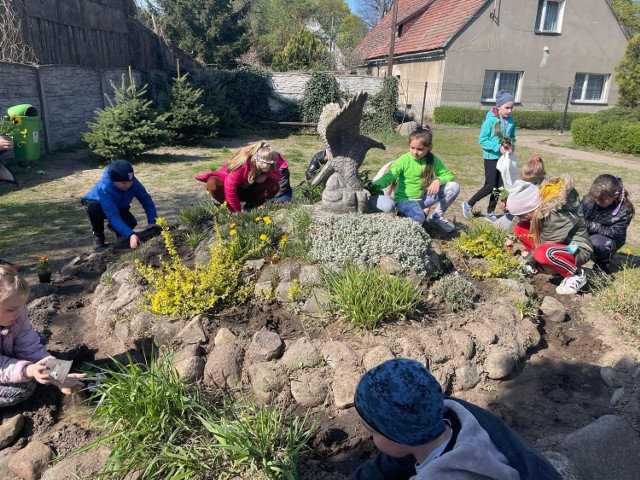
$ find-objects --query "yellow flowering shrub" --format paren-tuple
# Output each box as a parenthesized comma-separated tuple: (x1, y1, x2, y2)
(451, 221, 521, 279)
(135, 218, 255, 316)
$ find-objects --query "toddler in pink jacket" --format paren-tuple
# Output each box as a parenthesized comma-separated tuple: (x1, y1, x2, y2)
(0, 265, 84, 407)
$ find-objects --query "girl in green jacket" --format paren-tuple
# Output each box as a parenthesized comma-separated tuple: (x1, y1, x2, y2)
(370, 126, 460, 233)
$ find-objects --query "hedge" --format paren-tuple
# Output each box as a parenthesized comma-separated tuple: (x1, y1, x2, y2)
(571, 118, 640, 155)
(433, 106, 592, 130)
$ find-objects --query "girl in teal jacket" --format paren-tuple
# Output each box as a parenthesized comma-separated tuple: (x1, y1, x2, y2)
(463, 90, 516, 222)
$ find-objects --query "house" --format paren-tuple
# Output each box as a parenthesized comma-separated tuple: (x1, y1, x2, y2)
(357, 0, 629, 119)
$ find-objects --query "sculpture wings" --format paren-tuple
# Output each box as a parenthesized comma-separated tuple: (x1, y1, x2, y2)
(311, 91, 385, 189)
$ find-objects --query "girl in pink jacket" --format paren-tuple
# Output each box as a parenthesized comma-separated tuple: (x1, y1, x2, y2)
(0, 265, 84, 407)
(195, 141, 284, 212)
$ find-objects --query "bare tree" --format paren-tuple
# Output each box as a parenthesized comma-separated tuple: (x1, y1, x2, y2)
(356, 0, 394, 29)
(0, 0, 37, 65)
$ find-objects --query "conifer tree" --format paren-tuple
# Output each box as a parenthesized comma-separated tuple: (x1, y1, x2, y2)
(272, 29, 330, 72)
(83, 69, 167, 160)
(166, 64, 217, 145)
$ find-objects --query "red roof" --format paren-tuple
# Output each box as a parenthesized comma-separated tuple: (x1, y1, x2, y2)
(358, 0, 489, 60)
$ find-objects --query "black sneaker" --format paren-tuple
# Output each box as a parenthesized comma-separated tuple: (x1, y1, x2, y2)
(93, 237, 106, 252)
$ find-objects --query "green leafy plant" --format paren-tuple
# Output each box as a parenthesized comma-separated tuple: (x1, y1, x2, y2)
(492, 186, 509, 202)
(514, 297, 541, 322)
(431, 273, 478, 312)
(322, 264, 420, 330)
(295, 181, 324, 204)
(272, 28, 330, 72)
(361, 76, 399, 134)
(451, 221, 522, 279)
(301, 72, 340, 123)
(35, 255, 51, 275)
(184, 230, 207, 249)
(177, 200, 222, 227)
(222, 212, 286, 261)
(0, 114, 25, 138)
(83, 68, 168, 160)
(101, 273, 115, 286)
(166, 65, 218, 144)
(572, 117, 640, 155)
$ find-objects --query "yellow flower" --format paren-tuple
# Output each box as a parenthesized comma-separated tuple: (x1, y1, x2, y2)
(263, 216, 272, 224)
(255, 216, 263, 222)
(625, 248, 633, 256)
(20, 129, 27, 138)
(39, 256, 48, 263)
(260, 234, 268, 241)
(10, 115, 21, 125)
(230, 229, 237, 236)
(229, 223, 236, 228)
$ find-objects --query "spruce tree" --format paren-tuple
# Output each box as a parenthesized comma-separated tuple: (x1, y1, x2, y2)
(166, 65, 218, 145)
(83, 69, 167, 160)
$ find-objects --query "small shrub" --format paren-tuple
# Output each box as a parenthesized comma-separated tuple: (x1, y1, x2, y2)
(285, 205, 312, 236)
(177, 200, 221, 227)
(83, 68, 167, 160)
(295, 181, 324, 204)
(433, 106, 592, 130)
(572, 117, 640, 155)
(301, 72, 340, 123)
(450, 221, 522, 279)
(592, 264, 640, 336)
(322, 264, 420, 330)
(309, 214, 439, 276)
(183, 230, 207, 249)
(101, 273, 115, 286)
(514, 297, 541, 322)
(431, 273, 478, 312)
(135, 218, 254, 316)
(222, 212, 286, 260)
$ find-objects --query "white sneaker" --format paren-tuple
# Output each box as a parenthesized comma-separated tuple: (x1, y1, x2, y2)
(431, 214, 455, 233)
(462, 202, 472, 220)
(556, 270, 587, 295)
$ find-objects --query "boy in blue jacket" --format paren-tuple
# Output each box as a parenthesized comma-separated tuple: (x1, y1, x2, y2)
(82, 160, 157, 251)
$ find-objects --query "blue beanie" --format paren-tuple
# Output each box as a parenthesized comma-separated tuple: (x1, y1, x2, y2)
(354, 359, 445, 446)
(109, 159, 134, 182)
(496, 90, 515, 108)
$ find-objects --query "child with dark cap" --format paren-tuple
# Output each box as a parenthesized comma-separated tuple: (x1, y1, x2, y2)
(82, 159, 157, 251)
(350, 358, 561, 480)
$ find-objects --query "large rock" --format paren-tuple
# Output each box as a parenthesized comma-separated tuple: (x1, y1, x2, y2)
(455, 363, 480, 391)
(301, 288, 329, 314)
(8, 441, 53, 480)
(362, 346, 395, 371)
(151, 317, 184, 347)
(561, 415, 640, 480)
(484, 347, 516, 379)
(290, 369, 328, 407)
(277, 262, 301, 282)
(281, 338, 322, 369)
(540, 296, 567, 323)
(332, 365, 363, 409)
(176, 316, 207, 345)
(298, 265, 322, 286)
(173, 345, 205, 382)
(321, 341, 359, 370)
(40, 447, 110, 480)
(109, 283, 144, 313)
(203, 344, 243, 389)
(214, 327, 236, 346)
(0, 414, 23, 449)
(396, 121, 420, 137)
(246, 329, 284, 362)
(249, 363, 288, 404)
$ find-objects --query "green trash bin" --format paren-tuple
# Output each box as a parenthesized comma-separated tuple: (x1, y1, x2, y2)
(6, 104, 40, 162)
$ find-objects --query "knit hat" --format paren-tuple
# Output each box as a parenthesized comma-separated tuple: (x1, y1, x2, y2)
(506, 180, 542, 215)
(496, 90, 515, 108)
(109, 159, 134, 182)
(354, 359, 445, 446)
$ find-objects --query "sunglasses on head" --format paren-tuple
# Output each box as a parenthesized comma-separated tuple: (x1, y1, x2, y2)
(255, 155, 276, 165)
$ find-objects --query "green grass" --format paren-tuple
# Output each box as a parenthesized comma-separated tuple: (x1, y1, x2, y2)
(321, 264, 421, 330)
(1, 129, 639, 265)
(78, 354, 316, 480)
(592, 261, 640, 339)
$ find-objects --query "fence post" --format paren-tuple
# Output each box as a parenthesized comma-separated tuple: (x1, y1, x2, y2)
(420, 82, 428, 126)
(561, 86, 572, 134)
(34, 67, 52, 154)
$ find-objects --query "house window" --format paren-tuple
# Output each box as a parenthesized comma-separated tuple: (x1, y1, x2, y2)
(535, 0, 565, 33)
(481, 71, 522, 102)
(571, 74, 610, 103)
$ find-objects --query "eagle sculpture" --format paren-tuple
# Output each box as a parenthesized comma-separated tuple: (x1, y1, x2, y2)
(311, 91, 385, 213)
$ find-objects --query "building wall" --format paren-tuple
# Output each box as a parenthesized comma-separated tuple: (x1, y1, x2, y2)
(442, 0, 627, 110)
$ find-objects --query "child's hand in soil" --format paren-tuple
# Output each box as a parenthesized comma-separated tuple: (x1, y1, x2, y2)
(129, 234, 140, 250)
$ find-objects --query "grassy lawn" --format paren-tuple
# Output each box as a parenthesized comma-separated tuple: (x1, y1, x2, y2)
(1, 128, 639, 268)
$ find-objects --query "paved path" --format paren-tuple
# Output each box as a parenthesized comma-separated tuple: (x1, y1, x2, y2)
(516, 131, 640, 172)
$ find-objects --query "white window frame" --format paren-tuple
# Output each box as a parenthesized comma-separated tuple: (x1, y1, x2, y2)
(481, 71, 524, 103)
(535, 0, 566, 34)
(572, 73, 611, 104)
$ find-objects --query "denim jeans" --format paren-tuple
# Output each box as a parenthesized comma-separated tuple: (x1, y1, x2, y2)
(395, 182, 460, 224)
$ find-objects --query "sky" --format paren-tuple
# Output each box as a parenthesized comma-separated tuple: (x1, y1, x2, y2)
(346, 0, 360, 13)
